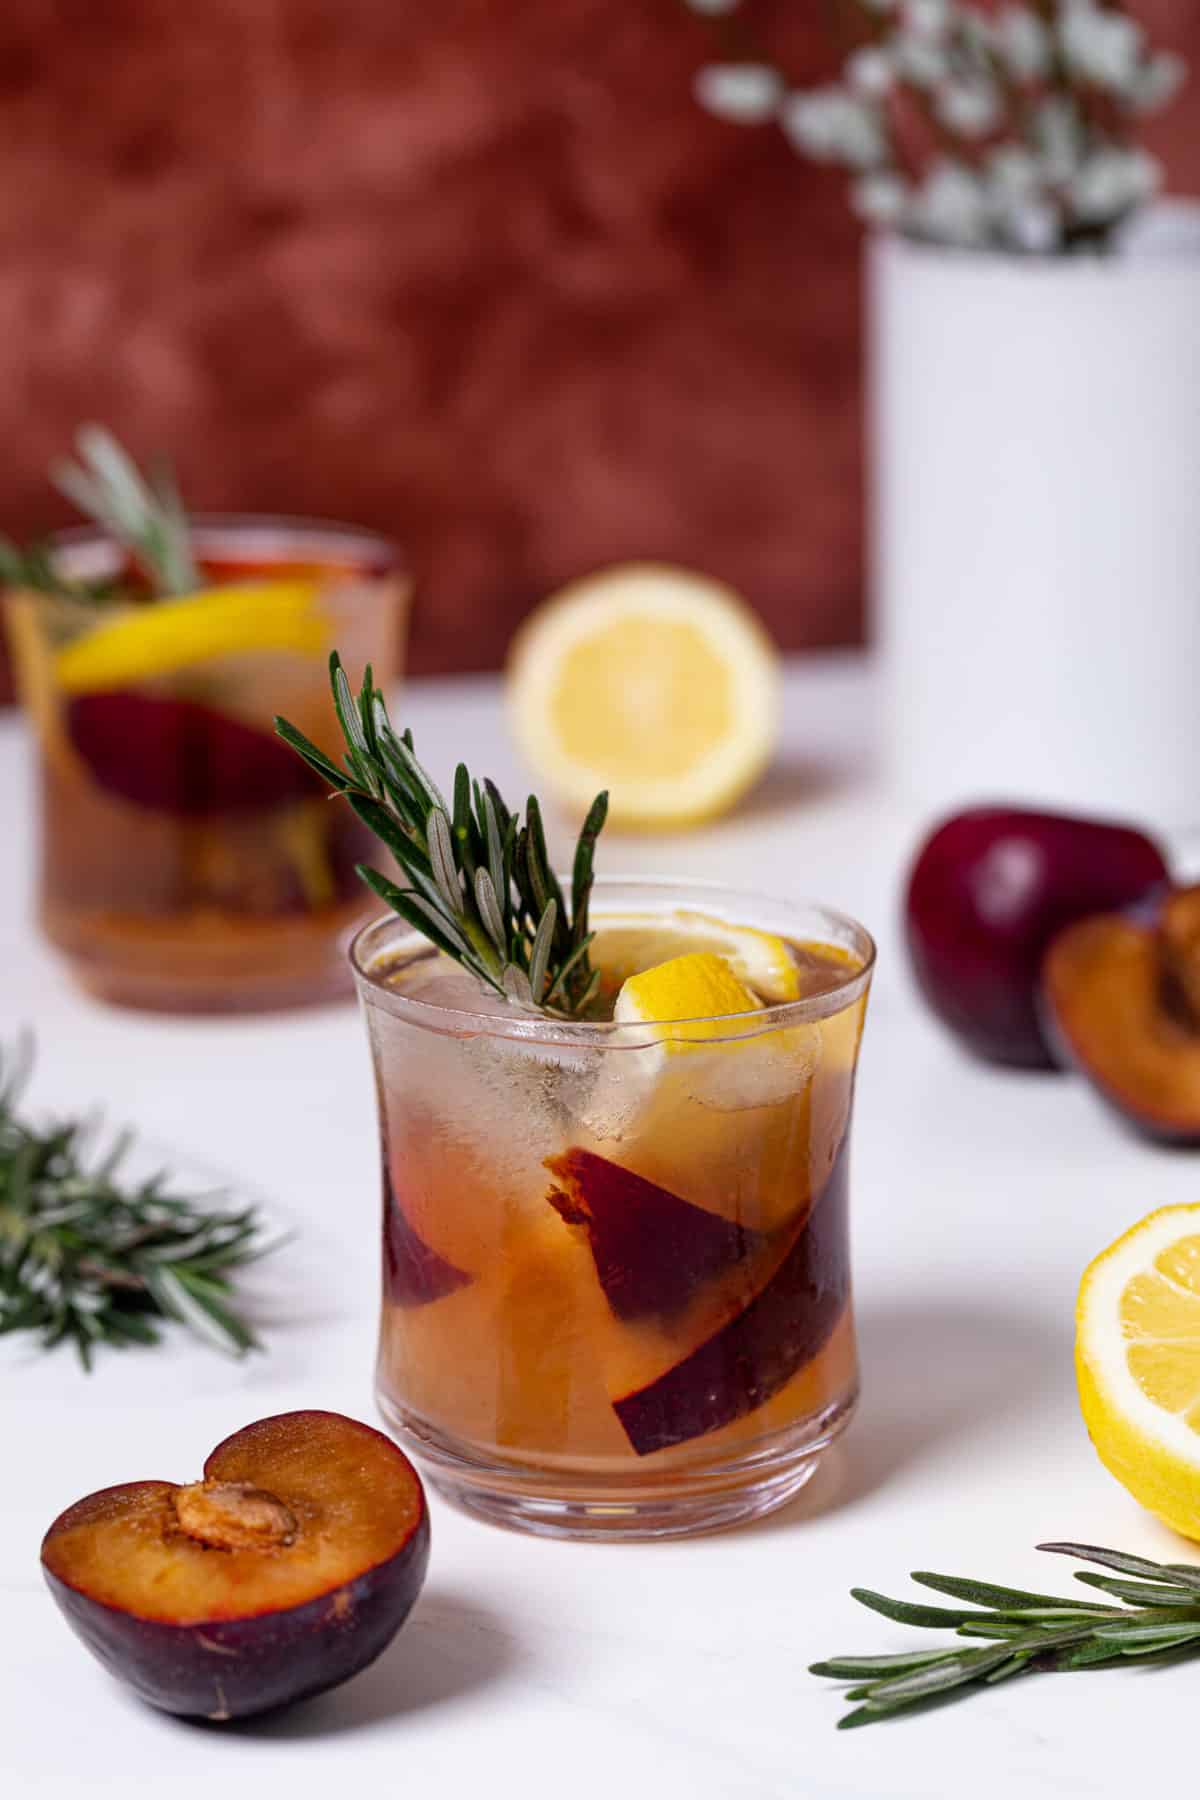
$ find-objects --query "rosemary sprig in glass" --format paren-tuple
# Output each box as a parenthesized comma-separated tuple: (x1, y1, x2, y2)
(0, 1039, 279, 1368)
(812, 1542, 1200, 1727)
(51, 423, 199, 596)
(0, 426, 198, 602)
(276, 654, 609, 1017)
(0, 537, 72, 596)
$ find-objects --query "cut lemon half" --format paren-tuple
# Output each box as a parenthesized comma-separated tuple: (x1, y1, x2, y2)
(1077, 1204, 1200, 1539)
(54, 580, 326, 695)
(506, 564, 779, 830)
(592, 910, 800, 1004)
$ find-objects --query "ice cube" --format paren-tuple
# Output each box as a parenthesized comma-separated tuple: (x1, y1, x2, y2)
(689, 1024, 820, 1113)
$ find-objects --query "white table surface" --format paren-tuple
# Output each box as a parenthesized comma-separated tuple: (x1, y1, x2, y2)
(4, 652, 1197, 1799)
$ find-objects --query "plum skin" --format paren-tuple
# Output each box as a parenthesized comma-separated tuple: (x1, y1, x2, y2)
(40, 1415, 430, 1722)
(905, 806, 1168, 1070)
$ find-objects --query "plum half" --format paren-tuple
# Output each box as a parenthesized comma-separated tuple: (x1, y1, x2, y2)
(905, 806, 1168, 1068)
(1042, 887, 1200, 1143)
(41, 1410, 430, 1721)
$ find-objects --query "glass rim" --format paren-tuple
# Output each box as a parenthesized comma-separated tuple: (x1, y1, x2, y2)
(349, 877, 876, 1046)
(46, 514, 404, 577)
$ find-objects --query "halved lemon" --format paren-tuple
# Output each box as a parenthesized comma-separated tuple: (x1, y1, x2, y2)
(506, 564, 779, 830)
(1077, 1204, 1200, 1539)
(592, 910, 801, 1004)
(54, 580, 326, 695)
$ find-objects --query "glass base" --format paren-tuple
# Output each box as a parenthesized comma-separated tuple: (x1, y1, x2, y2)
(375, 1387, 856, 1542)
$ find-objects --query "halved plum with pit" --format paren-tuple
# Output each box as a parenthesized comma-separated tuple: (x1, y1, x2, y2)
(66, 690, 327, 816)
(544, 1147, 765, 1319)
(40, 1411, 429, 1721)
(1042, 887, 1200, 1143)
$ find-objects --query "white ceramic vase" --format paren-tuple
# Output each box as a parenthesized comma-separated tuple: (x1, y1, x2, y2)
(869, 202, 1200, 833)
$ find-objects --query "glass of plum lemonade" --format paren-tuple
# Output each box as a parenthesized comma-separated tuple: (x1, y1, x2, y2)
(355, 880, 874, 1539)
(7, 520, 405, 1011)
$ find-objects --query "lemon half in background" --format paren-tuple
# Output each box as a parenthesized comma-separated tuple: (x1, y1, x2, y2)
(506, 564, 780, 831)
(1077, 1204, 1200, 1540)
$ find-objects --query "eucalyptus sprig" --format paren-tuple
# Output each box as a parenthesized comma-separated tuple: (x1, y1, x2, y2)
(51, 424, 198, 597)
(275, 655, 609, 1017)
(0, 1039, 279, 1368)
(812, 1542, 1200, 1728)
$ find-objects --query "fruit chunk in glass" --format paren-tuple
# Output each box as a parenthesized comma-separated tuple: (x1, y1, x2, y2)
(355, 884, 874, 1540)
(6, 520, 406, 1011)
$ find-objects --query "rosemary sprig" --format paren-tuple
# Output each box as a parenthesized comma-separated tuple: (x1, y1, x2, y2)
(275, 654, 609, 1017)
(0, 537, 71, 596)
(51, 424, 198, 596)
(812, 1543, 1200, 1727)
(0, 1039, 279, 1368)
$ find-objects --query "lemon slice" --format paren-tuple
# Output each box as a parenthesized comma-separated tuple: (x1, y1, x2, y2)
(1077, 1204, 1200, 1539)
(506, 564, 779, 830)
(54, 580, 326, 694)
(593, 910, 801, 1004)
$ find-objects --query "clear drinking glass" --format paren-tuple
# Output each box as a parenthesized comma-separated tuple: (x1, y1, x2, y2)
(6, 518, 407, 1012)
(354, 879, 874, 1540)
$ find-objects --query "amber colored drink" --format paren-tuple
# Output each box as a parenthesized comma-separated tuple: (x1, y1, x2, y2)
(6, 520, 406, 1011)
(355, 882, 874, 1540)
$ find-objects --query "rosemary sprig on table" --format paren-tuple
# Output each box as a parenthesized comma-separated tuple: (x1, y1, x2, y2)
(812, 1542, 1200, 1728)
(0, 1040, 278, 1368)
(51, 424, 198, 597)
(276, 654, 609, 1017)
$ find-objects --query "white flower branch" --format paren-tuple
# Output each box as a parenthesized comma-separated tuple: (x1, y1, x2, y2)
(683, 0, 1188, 253)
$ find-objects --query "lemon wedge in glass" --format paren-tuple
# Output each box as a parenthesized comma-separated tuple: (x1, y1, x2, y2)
(614, 952, 764, 1046)
(54, 580, 326, 694)
(593, 910, 801, 1005)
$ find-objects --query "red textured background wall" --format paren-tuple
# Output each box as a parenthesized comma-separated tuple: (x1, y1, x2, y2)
(1, 0, 1197, 679)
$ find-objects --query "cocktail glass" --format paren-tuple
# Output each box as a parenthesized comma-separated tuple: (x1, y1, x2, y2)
(353, 879, 874, 1540)
(6, 518, 406, 1011)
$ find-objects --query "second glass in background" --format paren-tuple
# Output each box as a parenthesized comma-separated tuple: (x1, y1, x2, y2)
(7, 518, 407, 1012)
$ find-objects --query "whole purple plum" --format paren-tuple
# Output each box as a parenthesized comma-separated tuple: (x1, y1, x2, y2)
(904, 806, 1168, 1068)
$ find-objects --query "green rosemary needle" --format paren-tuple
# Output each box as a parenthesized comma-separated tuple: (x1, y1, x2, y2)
(51, 423, 198, 596)
(812, 1542, 1200, 1727)
(0, 1039, 279, 1368)
(275, 653, 609, 1018)
(0, 426, 198, 602)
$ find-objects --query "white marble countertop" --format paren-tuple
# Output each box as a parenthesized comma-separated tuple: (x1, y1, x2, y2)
(4, 653, 1196, 1798)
